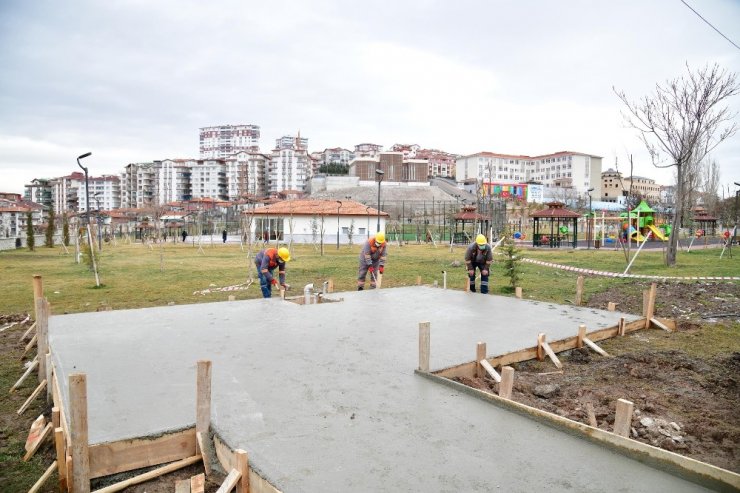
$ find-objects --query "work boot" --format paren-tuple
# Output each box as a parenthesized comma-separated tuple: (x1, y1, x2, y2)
(357, 286, 364, 291)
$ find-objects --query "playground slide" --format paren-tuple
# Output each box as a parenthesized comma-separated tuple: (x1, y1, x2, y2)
(647, 224, 667, 241)
(629, 229, 645, 242)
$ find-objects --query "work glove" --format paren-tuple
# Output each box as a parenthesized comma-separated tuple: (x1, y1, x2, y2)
(379, 266, 384, 274)
(468, 270, 474, 276)
(271, 279, 278, 286)
(368, 266, 374, 273)
(281, 283, 290, 290)
(482, 270, 489, 276)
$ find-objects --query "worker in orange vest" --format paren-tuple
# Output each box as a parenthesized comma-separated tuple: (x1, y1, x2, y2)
(357, 232, 387, 290)
(465, 234, 492, 294)
(255, 247, 291, 298)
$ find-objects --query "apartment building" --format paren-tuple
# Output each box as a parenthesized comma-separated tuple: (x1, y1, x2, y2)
(24, 178, 53, 209)
(191, 160, 228, 201)
(0, 193, 43, 237)
(456, 150, 602, 197)
(601, 169, 662, 203)
(122, 163, 157, 208)
(415, 149, 457, 178)
(199, 124, 260, 159)
(390, 144, 420, 159)
(320, 147, 355, 166)
(354, 143, 383, 159)
(158, 159, 197, 203)
(349, 152, 428, 183)
(268, 135, 311, 194)
(223, 152, 270, 199)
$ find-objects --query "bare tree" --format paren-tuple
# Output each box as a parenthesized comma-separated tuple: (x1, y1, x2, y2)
(615, 63, 739, 265)
(701, 158, 721, 215)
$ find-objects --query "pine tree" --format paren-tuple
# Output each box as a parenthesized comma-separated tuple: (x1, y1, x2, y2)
(45, 206, 56, 247)
(26, 211, 35, 251)
(502, 236, 521, 291)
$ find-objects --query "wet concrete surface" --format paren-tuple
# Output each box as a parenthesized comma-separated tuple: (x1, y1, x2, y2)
(49, 287, 712, 492)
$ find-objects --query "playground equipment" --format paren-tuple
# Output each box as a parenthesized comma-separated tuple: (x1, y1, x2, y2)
(647, 224, 667, 241)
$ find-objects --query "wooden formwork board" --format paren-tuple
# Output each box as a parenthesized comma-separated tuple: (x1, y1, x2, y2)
(214, 434, 283, 493)
(435, 317, 675, 379)
(417, 370, 740, 493)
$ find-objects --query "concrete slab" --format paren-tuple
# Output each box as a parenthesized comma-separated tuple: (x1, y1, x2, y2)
(49, 287, 710, 492)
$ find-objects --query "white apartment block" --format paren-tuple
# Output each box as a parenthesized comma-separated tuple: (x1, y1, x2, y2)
(224, 152, 270, 199)
(269, 147, 311, 194)
(321, 147, 355, 165)
(158, 159, 198, 204)
(456, 151, 602, 198)
(276, 134, 308, 151)
(191, 160, 228, 200)
(199, 124, 260, 159)
(390, 143, 420, 159)
(354, 143, 383, 158)
(86, 175, 121, 211)
(122, 163, 157, 208)
(44, 172, 120, 213)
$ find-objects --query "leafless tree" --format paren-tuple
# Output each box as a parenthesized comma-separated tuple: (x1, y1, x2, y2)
(701, 158, 721, 215)
(615, 63, 739, 265)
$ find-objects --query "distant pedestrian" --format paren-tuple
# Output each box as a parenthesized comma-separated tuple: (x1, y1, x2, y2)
(181, 230, 187, 243)
(465, 234, 493, 294)
(222, 229, 227, 243)
(357, 232, 387, 290)
(255, 247, 291, 298)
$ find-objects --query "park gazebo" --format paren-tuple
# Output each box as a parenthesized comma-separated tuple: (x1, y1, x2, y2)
(531, 202, 580, 248)
(452, 206, 488, 244)
(692, 206, 717, 236)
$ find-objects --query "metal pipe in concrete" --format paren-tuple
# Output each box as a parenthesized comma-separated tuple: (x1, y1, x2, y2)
(442, 271, 447, 289)
(322, 281, 328, 295)
(304, 284, 314, 304)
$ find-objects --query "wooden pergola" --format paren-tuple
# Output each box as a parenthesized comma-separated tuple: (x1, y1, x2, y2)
(452, 206, 488, 244)
(692, 207, 717, 236)
(531, 202, 580, 248)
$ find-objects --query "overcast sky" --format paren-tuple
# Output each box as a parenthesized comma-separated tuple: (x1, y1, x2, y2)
(1, 0, 739, 196)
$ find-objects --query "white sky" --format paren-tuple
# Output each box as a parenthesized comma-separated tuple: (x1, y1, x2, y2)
(1, 0, 739, 196)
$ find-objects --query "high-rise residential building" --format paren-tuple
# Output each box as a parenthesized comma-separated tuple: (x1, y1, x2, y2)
(199, 124, 260, 159)
(224, 152, 270, 199)
(42, 172, 119, 213)
(24, 178, 53, 209)
(456, 150, 602, 197)
(349, 152, 428, 183)
(354, 143, 383, 159)
(158, 159, 197, 203)
(269, 134, 311, 194)
(415, 149, 457, 178)
(601, 169, 662, 203)
(190, 159, 228, 201)
(122, 163, 157, 208)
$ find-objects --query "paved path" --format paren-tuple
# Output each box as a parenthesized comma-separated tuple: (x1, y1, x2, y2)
(49, 288, 713, 492)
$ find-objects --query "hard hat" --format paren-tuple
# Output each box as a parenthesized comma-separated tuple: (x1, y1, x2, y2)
(278, 247, 291, 262)
(375, 232, 385, 244)
(476, 234, 487, 246)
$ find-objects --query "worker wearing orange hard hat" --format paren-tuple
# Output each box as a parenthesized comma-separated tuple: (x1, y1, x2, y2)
(357, 232, 387, 290)
(255, 246, 291, 298)
(465, 234, 493, 294)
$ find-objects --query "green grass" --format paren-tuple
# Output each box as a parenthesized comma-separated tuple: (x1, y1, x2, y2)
(0, 241, 738, 315)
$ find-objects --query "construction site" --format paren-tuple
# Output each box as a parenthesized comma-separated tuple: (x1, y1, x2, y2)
(6, 271, 740, 493)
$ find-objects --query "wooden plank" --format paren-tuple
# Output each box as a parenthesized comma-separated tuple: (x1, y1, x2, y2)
(36, 298, 49, 384)
(575, 275, 584, 306)
(514, 286, 522, 299)
(327, 278, 334, 293)
(475, 342, 486, 377)
(618, 317, 626, 336)
(89, 428, 196, 478)
(607, 302, 617, 311)
(540, 340, 563, 369)
(499, 366, 514, 399)
(44, 353, 52, 403)
(577, 324, 586, 349)
(54, 427, 67, 492)
(416, 275, 421, 286)
(216, 469, 242, 493)
(376, 272, 383, 289)
(235, 449, 249, 493)
(52, 407, 60, 429)
(66, 455, 73, 493)
(196, 360, 212, 452)
(613, 398, 634, 437)
(479, 359, 501, 383)
(32, 275, 43, 305)
(191, 473, 205, 493)
(642, 289, 648, 317)
(19, 321, 36, 342)
(536, 333, 545, 361)
(24, 423, 52, 461)
(10, 358, 39, 393)
(69, 373, 90, 493)
(585, 402, 597, 428)
(92, 455, 202, 493)
(583, 337, 609, 357)
(175, 478, 191, 493)
(22, 333, 38, 358)
(418, 322, 430, 372)
(197, 431, 211, 477)
(17, 379, 47, 415)
(27, 460, 57, 493)
(650, 318, 672, 332)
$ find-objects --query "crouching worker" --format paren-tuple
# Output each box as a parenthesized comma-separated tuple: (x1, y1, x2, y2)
(255, 247, 291, 298)
(465, 234, 492, 294)
(357, 232, 387, 290)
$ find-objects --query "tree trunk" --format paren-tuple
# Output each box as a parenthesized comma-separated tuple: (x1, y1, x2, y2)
(666, 162, 683, 266)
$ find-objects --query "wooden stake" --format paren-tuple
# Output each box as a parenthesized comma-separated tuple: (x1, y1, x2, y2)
(618, 317, 626, 336)
(19, 321, 36, 342)
(175, 479, 191, 493)
(93, 455, 202, 493)
(191, 472, 205, 493)
(475, 342, 486, 377)
(650, 318, 671, 332)
(52, 407, 60, 429)
(465, 277, 470, 293)
(69, 373, 90, 493)
(515, 286, 522, 299)
(499, 366, 514, 399)
(607, 302, 617, 311)
(17, 379, 47, 415)
(376, 272, 383, 289)
(327, 278, 334, 293)
(22, 333, 38, 358)
(228, 295, 236, 301)
(66, 454, 73, 493)
(480, 359, 501, 383)
(196, 360, 212, 454)
(32, 274, 43, 305)
(236, 449, 249, 493)
(196, 431, 211, 477)
(10, 357, 38, 393)
(538, 335, 562, 369)
(416, 275, 421, 286)
(24, 423, 52, 461)
(613, 398, 634, 437)
(585, 403, 597, 427)
(577, 324, 586, 349)
(645, 283, 657, 329)
(642, 290, 648, 317)
(575, 275, 584, 306)
(536, 333, 545, 361)
(54, 427, 67, 492)
(36, 298, 49, 384)
(45, 353, 52, 403)
(28, 460, 57, 493)
(582, 337, 609, 357)
(418, 322, 430, 372)
(216, 469, 242, 493)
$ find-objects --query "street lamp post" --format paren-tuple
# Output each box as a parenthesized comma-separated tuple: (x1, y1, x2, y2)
(734, 182, 740, 247)
(375, 169, 384, 232)
(587, 188, 594, 250)
(77, 152, 100, 287)
(94, 193, 103, 251)
(336, 200, 342, 250)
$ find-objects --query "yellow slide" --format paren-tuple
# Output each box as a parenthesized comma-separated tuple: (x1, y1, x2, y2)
(647, 224, 667, 241)
(630, 230, 645, 242)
